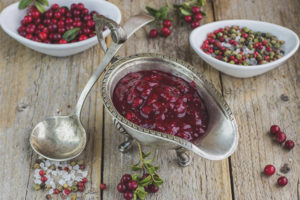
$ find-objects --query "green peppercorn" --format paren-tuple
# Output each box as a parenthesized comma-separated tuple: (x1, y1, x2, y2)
(271, 40, 276, 45)
(257, 54, 263, 61)
(274, 43, 281, 49)
(70, 161, 77, 167)
(230, 28, 236, 34)
(270, 51, 275, 58)
(73, 181, 78, 187)
(223, 57, 229, 62)
(71, 185, 78, 192)
(33, 184, 41, 191)
(45, 184, 52, 191)
(256, 32, 262, 37)
(77, 160, 84, 165)
(249, 30, 254, 34)
(214, 50, 220, 55)
(224, 50, 231, 56)
(243, 27, 249, 32)
(239, 38, 245, 43)
(242, 60, 248, 65)
(229, 60, 235, 64)
(236, 54, 242, 60)
(223, 35, 228, 39)
(279, 40, 285, 45)
(266, 33, 271, 38)
(70, 194, 77, 200)
(231, 33, 236, 39)
(232, 51, 238, 55)
(57, 185, 63, 192)
(33, 163, 40, 169)
(217, 32, 223, 37)
(276, 54, 281, 59)
(237, 32, 241, 36)
(261, 60, 267, 64)
(247, 44, 253, 49)
(63, 184, 69, 189)
(254, 38, 259, 43)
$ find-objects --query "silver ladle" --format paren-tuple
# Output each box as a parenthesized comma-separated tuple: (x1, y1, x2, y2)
(30, 14, 154, 161)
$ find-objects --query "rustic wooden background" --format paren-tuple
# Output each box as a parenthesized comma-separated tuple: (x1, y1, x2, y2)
(0, 0, 299, 199)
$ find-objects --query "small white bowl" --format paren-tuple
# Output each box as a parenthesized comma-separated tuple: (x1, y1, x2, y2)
(189, 20, 299, 78)
(0, 0, 121, 57)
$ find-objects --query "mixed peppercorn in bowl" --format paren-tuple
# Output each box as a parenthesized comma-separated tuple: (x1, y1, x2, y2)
(189, 20, 299, 78)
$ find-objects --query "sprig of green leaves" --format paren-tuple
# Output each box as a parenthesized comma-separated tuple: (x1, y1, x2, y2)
(18, 0, 49, 13)
(174, 0, 206, 17)
(146, 0, 170, 21)
(130, 142, 164, 200)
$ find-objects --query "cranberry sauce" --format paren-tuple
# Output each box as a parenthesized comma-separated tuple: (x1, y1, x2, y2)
(112, 70, 208, 141)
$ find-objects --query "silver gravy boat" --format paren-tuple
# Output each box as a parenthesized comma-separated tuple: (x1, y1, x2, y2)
(97, 15, 238, 166)
(29, 13, 238, 166)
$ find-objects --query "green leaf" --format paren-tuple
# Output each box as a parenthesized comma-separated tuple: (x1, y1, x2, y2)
(36, 0, 49, 6)
(200, 11, 206, 16)
(142, 151, 151, 159)
(144, 159, 152, 165)
(139, 175, 152, 186)
(153, 176, 164, 186)
(35, 1, 45, 13)
(179, 7, 193, 16)
(158, 6, 169, 20)
(63, 28, 80, 42)
(197, 0, 207, 6)
(18, 0, 32, 9)
(131, 165, 142, 171)
(132, 174, 139, 181)
(145, 6, 158, 17)
(133, 193, 137, 200)
(135, 186, 147, 200)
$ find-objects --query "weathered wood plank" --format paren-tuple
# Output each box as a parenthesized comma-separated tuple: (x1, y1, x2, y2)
(213, 0, 300, 199)
(0, 0, 105, 199)
(102, 0, 232, 199)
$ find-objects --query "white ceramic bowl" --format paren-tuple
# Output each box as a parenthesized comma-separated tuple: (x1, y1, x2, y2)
(0, 0, 121, 57)
(189, 20, 299, 78)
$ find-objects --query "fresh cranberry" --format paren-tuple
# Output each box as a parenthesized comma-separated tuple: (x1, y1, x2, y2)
(73, 10, 81, 17)
(82, 178, 88, 183)
(43, 19, 51, 25)
(82, 8, 89, 15)
(83, 15, 92, 21)
(277, 176, 288, 187)
(149, 29, 158, 38)
(59, 7, 67, 15)
(275, 131, 287, 143)
(194, 13, 203, 21)
(121, 174, 132, 184)
(48, 24, 58, 33)
(77, 3, 85, 10)
(52, 33, 62, 41)
(270, 125, 280, 135)
(23, 15, 32, 24)
(54, 188, 60, 194)
(83, 28, 91, 34)
(38, 32, 47, 40)
(51, 18, 58, 24)
(73, 20, 82, 28)
(100, 183, 106, 190)
(59, 39, 67, 44)
(161, 27, 171, 37)
(191, 20, 200, 29)
(37, 24, 45, 30)
(78, 186, 84, 192)
(264, 164, 275, 176)
(44, 10, 53, 19)
(127, 180, 138, 191)
(65, 18, 73, 25)
(66, 25, 74, 30)
(58, 27, 66, 34)
(26, 24, 36, 34)
(71, 3, 77, 10)
(123, 191, 133, 200)
(64, 188, 71, 195)
(66, 11, 72, 18)
(163, 19, 172, 27)
(78, 35, 88, 41)
(148, 184, 159, 193)
(142, 173, 150, 179)
(285, 140, 295, 150)
(54, 11, 61, 19)
(52, 4, 59, 10)
(117, 183, 127, 193)
(88, 33, 96, 37)
(41, 176, 47, 182)
(191, 6, 201, 14)
(86, 20, 95, 28)
(26, 33, 32, 40)
(57, 20, 65, 27)
(184, 15, 192, 23)
(31, 10, 40, 19)
(77, 181, 84, 187)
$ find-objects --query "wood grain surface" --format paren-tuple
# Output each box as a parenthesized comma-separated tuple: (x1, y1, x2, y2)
(0, 0, 299, 199)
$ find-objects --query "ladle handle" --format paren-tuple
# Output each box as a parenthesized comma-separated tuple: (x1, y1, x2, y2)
(74, 14, 154, 118)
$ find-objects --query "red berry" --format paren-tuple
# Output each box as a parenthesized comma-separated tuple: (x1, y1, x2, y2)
(38, 32, 48, 41)
(184, 15, 192, 23)
(275, 131, 287, 143)
(52, 4, 59, 10)
(31, 10, 40, 19)
(86, 20, 95, 28)
(77, 3, 85, 10)
(127, 180, 138, 191)
(117, 183, 127, 193)
(44, 10, 53, 19)
(39, 170, 45, 176)
(191, 20, 200, 29)
(65, 18, 73, 25)
(100, 183, 106, 190)
(54, 188, 60, 194)
(26, 34, 33, 40)
(78, 35, 88, 41)
(163, 19, 172, 27)
(78, 186, 84, 192)
(264, 164, 275, 176)
(123, 191, 133, 200)
(161, 27, 171, 37)
(23, 15, 33, 24)
(59, 7, 67, 15)
(82, 8, 89, 15)
(71, 3, 77, 10)
(41, 176, 47, 182)
(285, 140, 295, 150)
(149, 29, 158, 38)
(270, 125, 280, 135)
(57, 20, 64, 27)
(277, 176, 288, 187)
(121, 174, 132, 184)
(79, 164, 86, 169)
(73, 20, 82, 28)
(64, 188, 71, 195)
(58, 27, 66, 34)
(82, 178, 88, 183)
(194, 13, 203, 21)
(59, 39, 68, 45)
(191, 6, 201, 14)
(78, 181, 84, 187)
(26, 24, 36, 34)
(148, 184, 159, 193)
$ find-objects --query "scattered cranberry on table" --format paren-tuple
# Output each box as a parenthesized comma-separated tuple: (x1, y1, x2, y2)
(275, 131, 287, 144)
(149, 29, 158, 38)
(270, 124, 280, 135)
(100, 183, 107, 190)
(18, 3, 103, 44)
(284, 140, 295, 150)
(277, 176, 288, 187)
(264, 164, 276, 176)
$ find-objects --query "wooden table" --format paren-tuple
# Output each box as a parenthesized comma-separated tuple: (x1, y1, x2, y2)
(0, 0, 299, 199)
